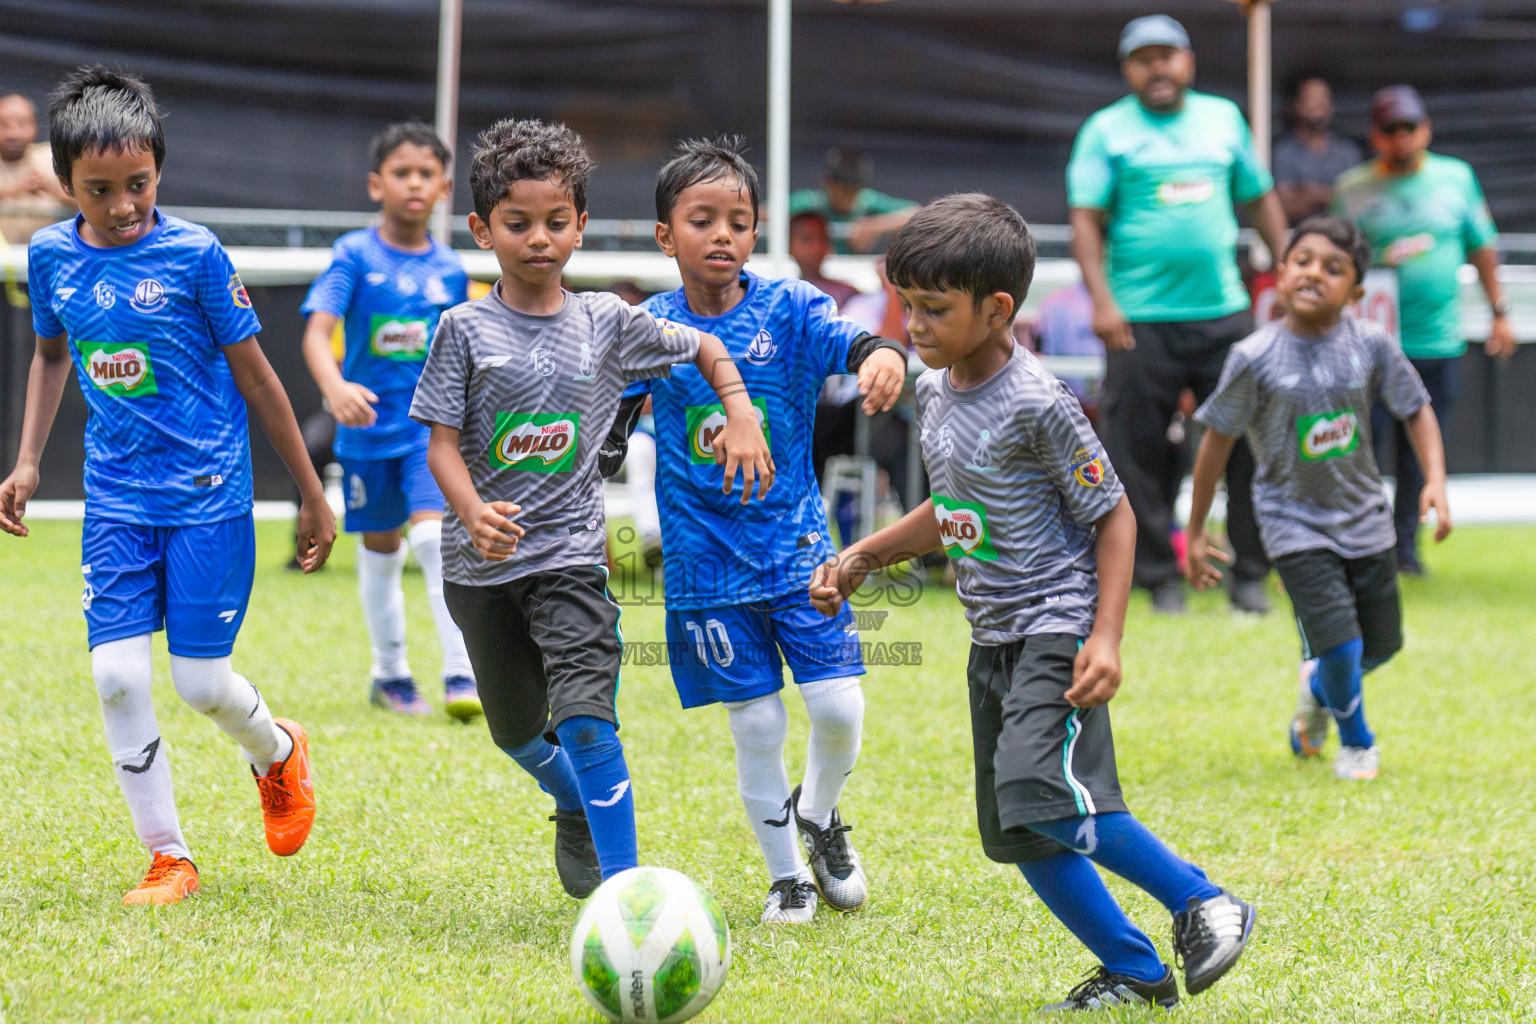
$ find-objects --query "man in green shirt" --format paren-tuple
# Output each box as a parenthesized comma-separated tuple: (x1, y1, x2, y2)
(787, 148, 917, 254)
(1067, 14, 1289, 614)
(1332, 85, 1515, 575)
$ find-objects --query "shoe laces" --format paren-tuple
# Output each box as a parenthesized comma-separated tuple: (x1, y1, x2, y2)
(807, 819, 857, 876)
(769, 877, 812, 910)
(141, 855, 184, 886)
(1064, 967, 1120, 1006)
(1173, 896, 1241, 964)
(256, 768, 294, 816)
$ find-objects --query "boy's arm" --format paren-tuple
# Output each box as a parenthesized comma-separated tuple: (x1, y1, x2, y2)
(301, 311, 378, 427)
(0, 333, 72, 537)
(693, 330, 775, 503)
(1185, 429, 1238, 590)
(599, 389, 650, 480)
(809, 499, 942, 616)
(845, 334, 909, 415)
(1064, 495, 1134, 708)
(222, 338, 336, 572)
(424, 422, 525, 561)
(1403, 404, 1453, 542)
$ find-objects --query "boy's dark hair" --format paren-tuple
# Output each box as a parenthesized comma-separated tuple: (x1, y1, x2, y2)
(655, 136, 760, 227)
(822, 147, 871, 187)
(48, 65, 165, 184)
(1285, 215, 1371, 285)
(469, 118, 592, 221)
(370, 122, 451, 173)
(885, 193, 1036, 318)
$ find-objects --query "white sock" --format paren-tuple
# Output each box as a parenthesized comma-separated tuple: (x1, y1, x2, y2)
(626, 430, 661, 545)
(798, 676, 865, 828)
(170, 654, 292, 775)
(93, 635, 190, 861)
(357, 544, 411, 681)
(407, 519, 474, 680)
(724, 693, 808, 882)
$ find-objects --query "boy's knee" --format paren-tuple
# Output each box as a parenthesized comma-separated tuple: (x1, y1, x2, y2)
(169, 654, 233, 715)
(724, 693, 789, 750)
(555, 715, 621, 766)
(801, 676, 864, 733)
(91, 636, 153, 708)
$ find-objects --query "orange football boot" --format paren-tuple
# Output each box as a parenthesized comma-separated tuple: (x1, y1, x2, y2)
(254, 718, 316, 856)
(122, 854, 199, 906)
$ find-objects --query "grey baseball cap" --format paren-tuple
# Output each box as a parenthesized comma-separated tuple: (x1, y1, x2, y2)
(1118, 15, 1191, 59)
(1371, 85, 1428, 127)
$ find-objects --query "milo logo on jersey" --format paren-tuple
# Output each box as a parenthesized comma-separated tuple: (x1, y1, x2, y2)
(1157, 178, 1215, 206)
(1298, 409, 1360, 461)
(684, 398, 771, 465)
(77, 340, 158, 397)
(932, 493, 996, 561)
(369, 315, 431, 361)
(490, 412, 580, 472)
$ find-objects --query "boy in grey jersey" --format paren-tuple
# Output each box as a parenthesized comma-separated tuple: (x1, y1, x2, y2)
(1188, 217, 1451, 782)
(811, 194, 1253, 1012)
(409, 119, 772, 897)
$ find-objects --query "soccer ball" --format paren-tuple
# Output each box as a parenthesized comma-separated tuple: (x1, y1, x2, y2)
(570, 866, 731, 1023)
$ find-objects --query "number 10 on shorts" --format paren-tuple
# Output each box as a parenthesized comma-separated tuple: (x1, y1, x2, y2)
(685, 618, 735, 667)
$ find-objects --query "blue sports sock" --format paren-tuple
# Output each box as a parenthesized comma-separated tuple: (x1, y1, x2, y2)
(500, 734, 582, 813)
(835, 492, 858, 548)
(1027, 813, 1222, 915)
(554, 716, 637, 878)
(1017, 852, 1166, 983)
(1314, 638, 1375, 748)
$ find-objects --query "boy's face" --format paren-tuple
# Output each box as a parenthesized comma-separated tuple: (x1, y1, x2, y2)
(1278, 233, 1363, 326)
(0, 96, 37, 163)
(655, 176, 757, 290)
(895, 284, 1015, 370)
(789, 216, 831, 277)
(469, 177, 586, 288)
(368, 142, 448, 225)
(66, 145, 160, 247)
(822, 178, 861, 217)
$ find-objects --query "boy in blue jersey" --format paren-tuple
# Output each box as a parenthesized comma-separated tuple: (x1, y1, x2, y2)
(302, 123, 479, 719)
(0, 67, 333, 905)
(601, 138, 908, 923)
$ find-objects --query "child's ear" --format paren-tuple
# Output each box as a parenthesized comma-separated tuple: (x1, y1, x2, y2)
(987, 291, 1016, 329)
(366, 171, 384, 204)
(467, 212, 493, 251)
(654, 220, 677, 259)
(574, 210, 588, 250)
(1347, 282, 1366, 307)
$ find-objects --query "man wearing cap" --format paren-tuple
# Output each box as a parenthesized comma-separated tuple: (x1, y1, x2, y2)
(787, 147, 918, 254)
(1333, 85, 1515, 576)
(1067, 14, 1289, 614)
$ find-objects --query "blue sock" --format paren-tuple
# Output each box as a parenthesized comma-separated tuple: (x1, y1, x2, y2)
(554, 716, 637, 878)
(835, 492, 858, 548)
(1314, 638, 1375, 748)
(1027, 813, 1222, 914)
(500, 734, 582, 813)
(1017, 852, 1166, 983)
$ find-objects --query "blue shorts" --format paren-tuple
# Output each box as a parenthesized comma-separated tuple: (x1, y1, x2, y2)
(81, 514, 256, 657)
(341, 447, 444, 533)
(665, 596, 864, 708)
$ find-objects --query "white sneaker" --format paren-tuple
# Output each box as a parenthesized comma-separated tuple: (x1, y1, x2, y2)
(792, 785, 868, 912)
(1290, 659, 1329, 758)
(1334, 745, 1379, 781)
(761, 877, 818, 924)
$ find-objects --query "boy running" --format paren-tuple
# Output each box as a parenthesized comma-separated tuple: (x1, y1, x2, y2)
(602, 138, 907, 923)
(811, 194, 1253, 1010)
(0, 67, 331, 905)
(301, 123, 479, 719)
(1186, 216, 1449, 782)
(408, 120, 772, 898)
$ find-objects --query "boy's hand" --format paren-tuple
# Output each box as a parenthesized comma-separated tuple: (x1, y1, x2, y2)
(858, 347, 907, 415)
(1065, 632, 1122, 708)
(468, 500, 525, 561)
(0, 464, 40, 538)
(325, 381, 380, 428)
(293, 495, 337, 573)
(808, 554, 871, 617)
(1184, 529, 1230, 590)
(1419, 480, 1453, 542)
(714, 411, 775, 504)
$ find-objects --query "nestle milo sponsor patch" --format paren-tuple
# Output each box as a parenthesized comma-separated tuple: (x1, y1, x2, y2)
(932, 493, 996, 561)
(684, 398, 770, 465)
(369, 315, 431, 360)
(78, 340, 158, 397)
(1297, 409, 1360, 461)
(490, 412, 579, 472)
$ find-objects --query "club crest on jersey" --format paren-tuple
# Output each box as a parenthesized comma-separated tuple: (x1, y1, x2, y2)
(932, 493, 996, 561)
(93, 282, 116, 309)
(228, 272, 252, 309)
(490, 412, 580, 473)
(78, 340, 158, 397)
(1298, 409, 1359, 461)
(530, 348, 556, 376)
(369, 315, 430, 360)
(130, 279, 168, 314)
(1069, 447, 1105, 487)
(573, 342, 596, 381)
(745, 328, 777, 365)
(424, 275, 450, 305)
(965, 430, 998, 473)
(685, 398, 770, 465)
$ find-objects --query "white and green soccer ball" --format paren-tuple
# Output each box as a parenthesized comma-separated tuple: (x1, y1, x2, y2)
(570, 866, 731, 1023)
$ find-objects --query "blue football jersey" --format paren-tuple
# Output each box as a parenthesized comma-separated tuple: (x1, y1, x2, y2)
(28, 212, 262, 526)
(639, 271, 865, 609)
(301, 227, 468, 460)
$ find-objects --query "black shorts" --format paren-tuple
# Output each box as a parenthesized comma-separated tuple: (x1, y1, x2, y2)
(443, 565, 623, 749)
(1274, 548, 1402, 661)
(968, 634, 1128, 864)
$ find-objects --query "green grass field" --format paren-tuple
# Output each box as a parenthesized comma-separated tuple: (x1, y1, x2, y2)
(2, 520, 1533, 1023)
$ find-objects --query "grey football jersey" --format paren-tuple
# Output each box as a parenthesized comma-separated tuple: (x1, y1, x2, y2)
(1195, 317, 1429, 559)
(410, 286, 701, 585)
(917, 345, 1125, 644)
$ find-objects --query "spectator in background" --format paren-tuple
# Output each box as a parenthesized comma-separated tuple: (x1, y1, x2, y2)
(1031, 282, 1105, 419)
(1273, 77, 1362, 223)
(1333, 85, 1515, 576)
(1068, 14, 1290, 615)
(0, 94, 72, 246)
(789, 211, 858, 306)
(788, 147, 917, 254)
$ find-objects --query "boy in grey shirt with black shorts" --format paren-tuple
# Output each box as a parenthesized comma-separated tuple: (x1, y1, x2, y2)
(1187, 216, 1450, 783)
(810, 194, 1253, 1012)
(410, 119, 772, 898)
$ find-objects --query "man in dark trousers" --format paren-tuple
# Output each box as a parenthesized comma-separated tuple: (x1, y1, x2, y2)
(1068, 14, 1289, 614)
